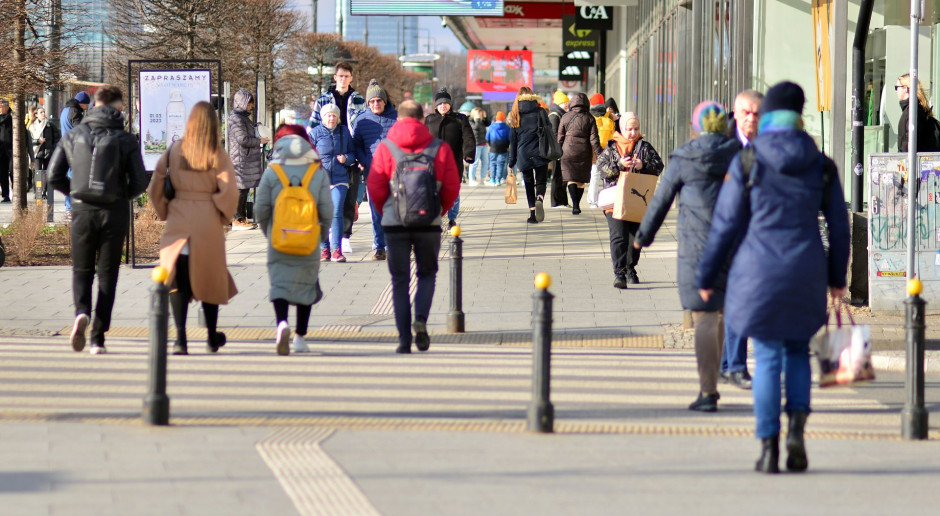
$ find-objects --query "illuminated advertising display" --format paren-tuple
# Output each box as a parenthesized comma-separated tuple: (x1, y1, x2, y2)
(350, 1, 504, 16)
(466, 50, 533, 93)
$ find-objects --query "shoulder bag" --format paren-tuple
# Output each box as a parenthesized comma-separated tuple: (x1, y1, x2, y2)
(164, 142, 177, 200)
(537, 111, 563, 161)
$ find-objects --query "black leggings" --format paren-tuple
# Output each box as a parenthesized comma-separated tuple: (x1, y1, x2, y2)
(170, 255, 219, 339)
(521, 164, 548, 209)
(272, 299, 312, 336)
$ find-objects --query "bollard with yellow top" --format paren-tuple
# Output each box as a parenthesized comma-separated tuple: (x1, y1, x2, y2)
(902, 278, 928, 439)
(448, 225, 465, 333)
(143, 265, 171, 425)
(528, 272, 555, 433)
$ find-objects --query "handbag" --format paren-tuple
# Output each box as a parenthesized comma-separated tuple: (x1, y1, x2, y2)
(811, 302, 875, 388)
(597, 183, 618, 210)
(163, 142, 176, 200)
(537, 111, 562, 161)
(505, 171, 518, 204)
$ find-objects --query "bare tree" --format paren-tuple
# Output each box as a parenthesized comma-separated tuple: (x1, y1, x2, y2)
(344, 41, 424, 108)
(0, 0, 84, 218)
(435, 50, 469, 106)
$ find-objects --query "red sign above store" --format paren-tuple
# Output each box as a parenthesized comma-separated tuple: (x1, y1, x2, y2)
(500, 1, 575, 19)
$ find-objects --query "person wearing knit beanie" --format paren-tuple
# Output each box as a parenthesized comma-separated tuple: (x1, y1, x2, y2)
(320, 103, 341, 121)
(434, 88, 453, 108)
(365, 79, 388, 104)
(495, 111, 506, 122)
(553, 91, 570, 107)
(691, 101, 728, 135)
(589, 93, 606, 108)
(587, 93, 615, 208)
(760, 81, 804, 115)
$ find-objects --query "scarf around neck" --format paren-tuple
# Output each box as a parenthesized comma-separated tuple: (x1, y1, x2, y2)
(612, 132, 642, 158)
(758, 110, 803, 134)
(28, 118, 47, 143)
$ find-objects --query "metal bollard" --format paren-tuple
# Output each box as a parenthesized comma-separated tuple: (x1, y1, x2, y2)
(33, 170, 43, 203)
(901, 279, 929, 440)
(43, 170, 54, 223)
(143, 266, 171, 425)
(527, 272, 554, 433)
(448, 225, 465, 333)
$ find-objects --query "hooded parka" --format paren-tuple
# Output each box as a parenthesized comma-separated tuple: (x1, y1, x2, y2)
(227, 90, 263, 189)
(557, 93, 602, 183)
(508, 93, 550, 171)
(696, 129, 850, 340)
(634, 133, 741, 311)
(148, 144, 240, 305)
(254, 136, 333, 305)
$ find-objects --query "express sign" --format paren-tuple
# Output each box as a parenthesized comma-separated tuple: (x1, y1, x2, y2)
(575, 5, 613, 31)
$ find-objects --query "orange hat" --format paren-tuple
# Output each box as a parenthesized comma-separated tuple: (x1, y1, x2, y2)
(589, 93, 605, 107)
(495, 111, 506, 121)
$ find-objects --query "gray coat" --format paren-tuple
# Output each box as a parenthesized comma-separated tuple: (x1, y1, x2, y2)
(227, 90, 263, 189)
(255, 136, 333, 305)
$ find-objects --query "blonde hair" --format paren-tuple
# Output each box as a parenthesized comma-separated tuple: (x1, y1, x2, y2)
(898, 74, 934, 117)
(180, 101, 220, 172)
(508, 86, 534, 128)
(470, 107, 484, 121)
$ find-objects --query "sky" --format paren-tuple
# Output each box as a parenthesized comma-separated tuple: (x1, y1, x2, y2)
(300, 0, 466, 54)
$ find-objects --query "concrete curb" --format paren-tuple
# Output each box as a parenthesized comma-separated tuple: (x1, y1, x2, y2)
(872, 351, 940, 374)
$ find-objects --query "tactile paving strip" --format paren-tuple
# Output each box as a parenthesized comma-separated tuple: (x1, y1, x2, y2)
(0, 411, 928, 441)
(56, 326, 665, 348)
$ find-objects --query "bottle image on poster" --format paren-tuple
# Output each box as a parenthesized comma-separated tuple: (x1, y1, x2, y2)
(166, 89, 186, 144)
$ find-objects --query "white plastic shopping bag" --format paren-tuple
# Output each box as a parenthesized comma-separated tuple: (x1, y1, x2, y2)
(811, 303, 875, 388)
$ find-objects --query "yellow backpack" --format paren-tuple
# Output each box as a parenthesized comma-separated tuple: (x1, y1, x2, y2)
(595, 115, 615, 148)
(270, 163, 320, 255)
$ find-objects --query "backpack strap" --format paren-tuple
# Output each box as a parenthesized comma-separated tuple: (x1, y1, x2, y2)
(421, 140, 442, 161)
(383, 139, 406, 163)
(271, 164, 291, 188)
(300, 163, 318, 188)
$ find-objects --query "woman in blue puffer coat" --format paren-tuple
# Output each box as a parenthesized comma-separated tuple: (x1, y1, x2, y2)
(634, 101, 740, 414)
(696, 81, 850, 474)
(309, 103, 355, 263)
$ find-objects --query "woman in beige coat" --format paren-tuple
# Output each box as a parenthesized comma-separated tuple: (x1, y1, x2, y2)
(147, 101, 239, 355)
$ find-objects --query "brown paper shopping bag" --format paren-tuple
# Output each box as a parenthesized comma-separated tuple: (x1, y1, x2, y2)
(505, 172, 518, 204)
(613, 172, 658, 222)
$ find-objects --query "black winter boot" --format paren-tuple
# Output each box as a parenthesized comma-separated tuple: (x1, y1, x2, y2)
(786, 411, 809, 472)
(755, 435, 780, 473)
(568, 184, 582, 214)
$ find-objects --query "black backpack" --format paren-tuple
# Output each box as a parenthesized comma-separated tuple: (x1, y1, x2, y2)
(385, 139, 442, 227)
(69, 126, 124, 203)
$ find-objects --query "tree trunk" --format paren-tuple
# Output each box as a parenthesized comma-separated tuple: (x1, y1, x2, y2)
(12, 1, 29, 218)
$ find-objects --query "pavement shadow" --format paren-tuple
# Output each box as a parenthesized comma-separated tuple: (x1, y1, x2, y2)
(0, 471, 58, 493)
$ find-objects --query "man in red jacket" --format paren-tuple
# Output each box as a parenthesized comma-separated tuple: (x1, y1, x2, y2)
(367, 100, 460, 354)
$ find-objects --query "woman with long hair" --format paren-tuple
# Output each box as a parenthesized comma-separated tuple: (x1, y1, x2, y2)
(255, 125, 332, 355)
(896, 73, 940, 152)
(148, 101, 239, 355)
(508, 86, 551, 223)
(557, 92, 603, 214)
(27, 107, 60, 198)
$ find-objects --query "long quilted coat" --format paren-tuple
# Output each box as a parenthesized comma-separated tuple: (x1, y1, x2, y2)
(227, 90, 263, 189)
(557, 93, 602, 183)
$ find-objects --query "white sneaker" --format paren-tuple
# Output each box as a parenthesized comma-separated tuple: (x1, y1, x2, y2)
(70, 313, 89, 352)
(341, 237, 352, 254)
(292, 335, 309, 353)
(468, 180, 478, 186)
(89, 345, 107, 355)
(275, 321, 290, 356)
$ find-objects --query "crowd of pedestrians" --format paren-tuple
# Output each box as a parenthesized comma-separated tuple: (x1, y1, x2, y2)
(31, 70, 854, 476)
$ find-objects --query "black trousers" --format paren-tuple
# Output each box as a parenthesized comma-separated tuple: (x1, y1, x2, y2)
(272, 299, 312, 336)
(343, 168, 361, 238)
(70, 205, 129, 345)
(170, 254, 219, 340)
(0, 149, 11, 200)
(605, 212, 641, 276)
(550, 160, 568, 206)
(385, 230, 441, 345)
(236, 189, 251, 221)
(521, 164, 548, 209)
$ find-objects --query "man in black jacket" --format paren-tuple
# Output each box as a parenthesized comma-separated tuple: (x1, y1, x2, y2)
(0, 99, 13, 202)
(49, 85, 149, 355)
(424, 88, 474, 228)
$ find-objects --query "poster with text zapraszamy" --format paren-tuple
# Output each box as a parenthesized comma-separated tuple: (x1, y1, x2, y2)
(139, 70, 211, 171)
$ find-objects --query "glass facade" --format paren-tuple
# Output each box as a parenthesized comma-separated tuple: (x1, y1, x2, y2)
(63, 0, 110, 83)
(344, 14, 419, 56)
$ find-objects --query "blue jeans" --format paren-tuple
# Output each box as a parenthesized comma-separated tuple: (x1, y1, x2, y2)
(369, 198, 385, 250)
(721, 320, 749, 373)
(328, 185, 348, 251)
(752, 338, 812, 438)
(489, 151, 508, 183)
(468, 145, 487, 182)
(447, 195, 460, 222)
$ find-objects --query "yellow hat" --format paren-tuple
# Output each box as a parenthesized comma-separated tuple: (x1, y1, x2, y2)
(553, 91, 570, 105)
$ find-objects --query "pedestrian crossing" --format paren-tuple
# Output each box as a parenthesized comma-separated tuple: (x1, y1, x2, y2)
(0, 336, 900, 437)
